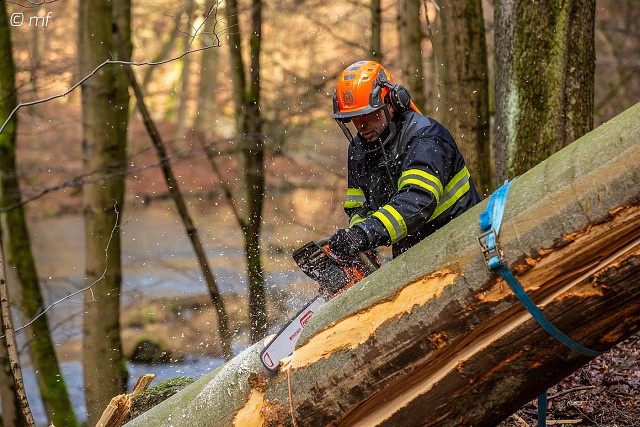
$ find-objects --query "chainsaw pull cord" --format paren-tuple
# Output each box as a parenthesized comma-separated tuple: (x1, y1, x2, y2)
(477, 180, 602, 427)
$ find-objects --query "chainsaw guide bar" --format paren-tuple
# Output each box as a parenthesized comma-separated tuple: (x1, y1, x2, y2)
(260, 239, 379, 371)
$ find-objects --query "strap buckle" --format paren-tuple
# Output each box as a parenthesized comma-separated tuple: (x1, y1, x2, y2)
(477, 229, 505, 269)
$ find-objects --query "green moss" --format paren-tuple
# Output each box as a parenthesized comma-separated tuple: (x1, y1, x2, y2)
(129, 376, 196, 421)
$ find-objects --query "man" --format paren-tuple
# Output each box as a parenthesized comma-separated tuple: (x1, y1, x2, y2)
(327, 60, 481, 259)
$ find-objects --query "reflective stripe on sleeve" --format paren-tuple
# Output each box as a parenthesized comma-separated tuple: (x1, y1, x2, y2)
(372, 205, 407, 243)
(344, 188, 366, 209)
(429, 167, 471, 221)
(397, 168, 443, 201)
(349, 213, 366, 227)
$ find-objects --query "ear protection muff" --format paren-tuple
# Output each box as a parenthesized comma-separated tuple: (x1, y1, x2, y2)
(376, 71, 412, 112)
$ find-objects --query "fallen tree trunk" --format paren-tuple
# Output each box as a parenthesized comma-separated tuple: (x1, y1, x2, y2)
(125, 103, 640, 427)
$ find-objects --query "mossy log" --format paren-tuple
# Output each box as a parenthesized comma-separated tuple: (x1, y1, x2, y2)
(125, 103, 640, 427)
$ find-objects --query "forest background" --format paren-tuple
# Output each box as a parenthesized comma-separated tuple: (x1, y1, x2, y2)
(0, 0, 638, 426)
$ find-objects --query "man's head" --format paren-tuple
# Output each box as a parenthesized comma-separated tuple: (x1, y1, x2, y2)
(351, 108, 392, 142)
(333, 60, 416, 144)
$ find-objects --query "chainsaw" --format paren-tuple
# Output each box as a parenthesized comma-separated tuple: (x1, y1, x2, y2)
(260, 238, 380, 371)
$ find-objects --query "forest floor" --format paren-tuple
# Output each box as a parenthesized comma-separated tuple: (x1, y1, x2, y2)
(17, 108, 639, 426)
(499, 334, 639, 427)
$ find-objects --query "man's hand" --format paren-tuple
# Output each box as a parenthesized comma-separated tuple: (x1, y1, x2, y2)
(327, 227, 370, 258)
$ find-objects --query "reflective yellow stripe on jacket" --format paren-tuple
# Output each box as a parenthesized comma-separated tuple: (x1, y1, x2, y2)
(344, 188, 365, 209)
(398, 169, 443, 202)
(372, 205, 407, 243)
(429, 167, 471, 221)
(349, 213, 365, 227)
(348, 167, 471, 243)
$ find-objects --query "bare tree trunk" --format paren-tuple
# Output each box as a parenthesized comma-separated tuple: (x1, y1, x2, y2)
(113, 31, 233, 361)
(0, 8, 21, 426)
(142, 9, 182, 89)
(0, 324, 21, 427)
(125, 102, 640, 427)
(194, 0, 221, 137)
(397, 0, 427, 112)
(225, 0, 268, 342)
(439, 0, 492, 195)
(28, 7, 42, 97)
(424, 0, 445, 118)
(494, 0, 596, 183)
(79, 0, 130, 423)
(0, 244, 34, 427)
(175, 0, 196, 140)
(245, 0, 266, 342)
(370, 0, 382, 62)
(0, 3, 78, 425)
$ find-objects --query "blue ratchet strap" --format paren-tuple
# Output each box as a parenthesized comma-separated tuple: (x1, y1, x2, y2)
(478, 181, 603, 427)
(478, 180, 602, 357)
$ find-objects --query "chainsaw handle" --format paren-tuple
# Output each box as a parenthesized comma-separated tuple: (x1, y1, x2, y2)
(358, 252, 379, 272)
(318, 236, 379, 273)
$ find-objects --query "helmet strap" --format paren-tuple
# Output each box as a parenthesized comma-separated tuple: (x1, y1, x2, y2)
(377, 106, 397, 182)
(336, 119, 355, 145)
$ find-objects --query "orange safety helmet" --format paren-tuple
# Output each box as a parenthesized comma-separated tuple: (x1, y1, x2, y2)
(333, 60, 419, 122)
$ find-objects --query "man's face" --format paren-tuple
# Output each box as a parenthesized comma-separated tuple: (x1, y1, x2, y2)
(352, 109, 389, 142)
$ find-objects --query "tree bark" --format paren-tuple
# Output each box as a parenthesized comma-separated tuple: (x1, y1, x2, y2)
(225, 0, 268, 342)
(0, 3, 78, 425)
(370, 0, 382, 62)
(440, 0, 492, 196)
(397, 0, 427, 112)
(124, 103, 640, 426)
(494, 0, 596, 183)
(175, 0, 195, 141)
(193, 0, 221, 137)
(0, 244, 35, 426)
(425, 0, 446, 118)
(79, 0, 130, 423)
(0, 7, 21, 426)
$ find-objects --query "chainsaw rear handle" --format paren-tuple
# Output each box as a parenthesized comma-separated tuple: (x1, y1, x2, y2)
(358, 252, 379, 273)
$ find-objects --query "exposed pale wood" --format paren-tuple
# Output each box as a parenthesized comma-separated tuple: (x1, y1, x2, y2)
(131, 374, 156, 396)
(97, 374, 155, 427)
(124, 104, 640, 426)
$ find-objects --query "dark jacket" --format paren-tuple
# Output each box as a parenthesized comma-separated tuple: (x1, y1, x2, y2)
(344, 110, 481, 258)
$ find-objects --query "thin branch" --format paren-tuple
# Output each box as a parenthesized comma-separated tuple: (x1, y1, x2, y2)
(6, 0, 58, 7)
(180, 0, 224, 51)
(0, 202, 124, 339)
(547, 385, 597, 400)
(18, 310, 82, 355)
(0, 43, 221, 135)
(0, 137, 236, 213)
(198, 135, 247, 231)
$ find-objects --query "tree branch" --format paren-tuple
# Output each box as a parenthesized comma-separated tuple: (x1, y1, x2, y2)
(1, 240, 38, 427)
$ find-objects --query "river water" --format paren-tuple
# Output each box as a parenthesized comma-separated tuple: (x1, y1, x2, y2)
(15, 192, 344, 425)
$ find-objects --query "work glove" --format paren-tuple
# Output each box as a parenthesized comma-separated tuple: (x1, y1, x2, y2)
(327, 227, 370, 258)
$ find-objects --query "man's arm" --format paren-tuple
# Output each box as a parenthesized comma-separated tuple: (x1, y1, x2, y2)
(354, 135, 461, 247)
